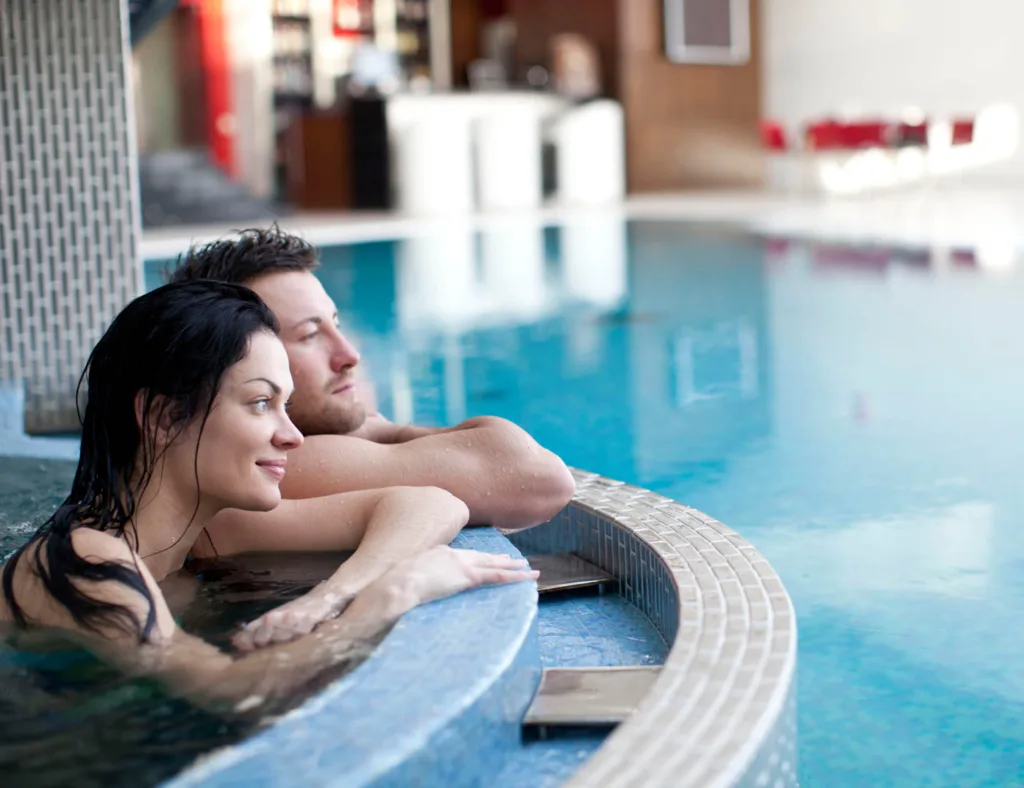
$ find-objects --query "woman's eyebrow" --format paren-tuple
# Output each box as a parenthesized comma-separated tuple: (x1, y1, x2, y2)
(243, 377, 282, 394)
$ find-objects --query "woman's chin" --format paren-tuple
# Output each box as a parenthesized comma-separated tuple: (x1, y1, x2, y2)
(232, 487, 282, 512)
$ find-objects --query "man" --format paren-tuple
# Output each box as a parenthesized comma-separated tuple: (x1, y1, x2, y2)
(169, 227, 575, 568)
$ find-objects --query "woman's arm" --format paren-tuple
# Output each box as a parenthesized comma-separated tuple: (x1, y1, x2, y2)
(204, 486, 470, 650)
(5, 532, 535, 714)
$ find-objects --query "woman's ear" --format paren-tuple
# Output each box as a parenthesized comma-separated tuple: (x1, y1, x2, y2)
(133, 390, 147, 432)
(134, 390, 177, 445)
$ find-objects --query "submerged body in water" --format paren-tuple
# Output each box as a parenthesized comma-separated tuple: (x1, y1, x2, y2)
(0, 548, 360, 788)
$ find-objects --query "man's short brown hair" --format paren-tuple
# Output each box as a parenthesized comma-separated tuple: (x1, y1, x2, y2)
(169, 225, 319, 285)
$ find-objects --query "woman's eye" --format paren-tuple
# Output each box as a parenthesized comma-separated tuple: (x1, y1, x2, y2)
(252, 399, 270, 413)
(301, 331, 317, 342)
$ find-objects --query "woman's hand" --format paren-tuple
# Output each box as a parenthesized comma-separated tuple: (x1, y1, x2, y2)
(386, 546, 539, 608)
(232, 547, 537, 652)
(232, 588, 344, 652)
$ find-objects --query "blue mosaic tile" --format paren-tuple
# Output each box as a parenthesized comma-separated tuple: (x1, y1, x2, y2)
(169, 528, 541, 788)
(492, 729, 607, 788)
(536, 593, 667, 668)
(510, 510, 679, 646)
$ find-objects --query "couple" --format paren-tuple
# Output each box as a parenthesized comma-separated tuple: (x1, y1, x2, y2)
(0, 228, 575, 713)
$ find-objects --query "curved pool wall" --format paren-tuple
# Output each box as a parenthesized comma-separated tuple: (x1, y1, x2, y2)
(168, 526, 542, 788)
(1, 390, 798, 786)
(510, 470, 798, 788)
(0, 382, 799, 788)
(163, 469, 797, 788)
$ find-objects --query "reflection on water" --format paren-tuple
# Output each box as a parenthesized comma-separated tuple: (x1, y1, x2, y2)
(317, 220, 1024, 787)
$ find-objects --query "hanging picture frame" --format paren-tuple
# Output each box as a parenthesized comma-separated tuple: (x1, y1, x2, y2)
(663, 0, 750, 65)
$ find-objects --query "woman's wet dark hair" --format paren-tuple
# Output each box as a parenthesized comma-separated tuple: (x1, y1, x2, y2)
(1, 281, 279, 641)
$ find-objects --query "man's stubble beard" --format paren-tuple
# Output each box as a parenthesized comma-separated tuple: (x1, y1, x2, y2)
(289, 399, 368, 437)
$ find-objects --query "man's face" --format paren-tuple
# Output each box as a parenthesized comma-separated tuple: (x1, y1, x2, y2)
(246, 270, 366, 435)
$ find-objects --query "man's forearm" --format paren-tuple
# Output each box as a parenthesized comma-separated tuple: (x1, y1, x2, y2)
(285, 418, 576, 533)
(374, 416, 575, 530)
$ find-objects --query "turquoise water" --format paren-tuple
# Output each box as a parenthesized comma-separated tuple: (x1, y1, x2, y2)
(273, 220, 1022, 788)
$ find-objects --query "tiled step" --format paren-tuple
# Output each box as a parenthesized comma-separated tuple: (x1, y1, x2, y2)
(523, 666, 662, 728)
(531, 553, 616, 594)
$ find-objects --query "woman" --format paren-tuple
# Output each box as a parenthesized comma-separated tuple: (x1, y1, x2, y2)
(0, 281, 537, 712)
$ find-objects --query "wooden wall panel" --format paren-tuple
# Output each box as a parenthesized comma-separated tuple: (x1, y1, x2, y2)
(450, 0, 482, 86)
(512, 0, 764, 192)
(620, 0, 764, 191)
(510, 0, 620, 98)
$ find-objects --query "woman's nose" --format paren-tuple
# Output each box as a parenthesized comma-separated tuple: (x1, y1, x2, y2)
(274, 415, 304, 450)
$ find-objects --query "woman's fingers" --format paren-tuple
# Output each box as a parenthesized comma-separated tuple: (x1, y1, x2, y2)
(231, 605, 324, 652)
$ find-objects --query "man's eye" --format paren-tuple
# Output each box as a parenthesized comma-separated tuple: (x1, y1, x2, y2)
(301, 331, 317, 342)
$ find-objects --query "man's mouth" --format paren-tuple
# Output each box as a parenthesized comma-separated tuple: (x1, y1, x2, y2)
(331, 381, 354, 396)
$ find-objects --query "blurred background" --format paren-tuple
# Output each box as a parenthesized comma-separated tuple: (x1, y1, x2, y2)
(128, 0, 1024, 229)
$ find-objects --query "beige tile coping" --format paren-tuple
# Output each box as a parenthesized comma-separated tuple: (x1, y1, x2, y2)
(511, 469, 798, 788)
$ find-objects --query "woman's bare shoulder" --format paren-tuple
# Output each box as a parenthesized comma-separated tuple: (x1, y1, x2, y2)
(0, 529, 145, 630)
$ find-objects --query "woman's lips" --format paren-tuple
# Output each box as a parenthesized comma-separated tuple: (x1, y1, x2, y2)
(256, 460, 286, 481)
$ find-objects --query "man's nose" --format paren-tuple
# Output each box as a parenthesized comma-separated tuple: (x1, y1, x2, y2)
(329, 328, 361, 373)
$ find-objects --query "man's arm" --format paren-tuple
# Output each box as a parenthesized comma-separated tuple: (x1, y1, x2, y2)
(280, 416, 576, 532)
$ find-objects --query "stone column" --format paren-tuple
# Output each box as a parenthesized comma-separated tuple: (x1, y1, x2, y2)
(0, 0, 141, 433)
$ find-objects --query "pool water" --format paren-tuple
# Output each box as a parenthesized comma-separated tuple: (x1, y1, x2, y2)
(265, 219, 1022, 788)
(0, 459, 376, 788)
(0, 455, 667, 786)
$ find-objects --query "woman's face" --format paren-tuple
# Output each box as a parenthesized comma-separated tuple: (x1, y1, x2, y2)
(166, 331, 303, 512)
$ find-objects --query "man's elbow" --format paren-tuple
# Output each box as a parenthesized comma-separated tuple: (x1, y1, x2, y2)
(499, 452, 576, 534)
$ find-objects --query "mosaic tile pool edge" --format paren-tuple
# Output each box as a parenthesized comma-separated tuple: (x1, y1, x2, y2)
(166, 528, 541, 788)
(510, 469, 798, 788)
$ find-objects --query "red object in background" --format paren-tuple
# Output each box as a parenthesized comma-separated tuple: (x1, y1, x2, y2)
(896, 121, 929, 147)
(812, 243, 891, 273)
(182, 0, 235, 177)
(951, 248, 977, 266)
(806, 119, 891, 150)
(952, 119, 975, 145)
(760, 120, 789, 151)
(838, 121, 890, 149)
(805, 120, 844, 150)
(333, 0, 371, 37)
